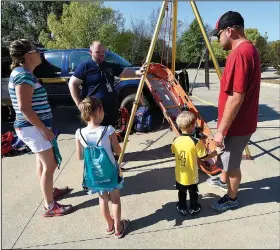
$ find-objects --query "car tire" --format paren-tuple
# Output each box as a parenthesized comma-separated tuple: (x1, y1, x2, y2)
(120, 93, 151, 114)
(1, 106, 9, 122)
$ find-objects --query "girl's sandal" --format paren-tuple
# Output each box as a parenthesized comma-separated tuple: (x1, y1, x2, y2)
(114, 219, 130, 239)
(106, 219, 115, 235)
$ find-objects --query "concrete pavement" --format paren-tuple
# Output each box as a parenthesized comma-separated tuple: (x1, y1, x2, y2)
(1, 69, 280, 249)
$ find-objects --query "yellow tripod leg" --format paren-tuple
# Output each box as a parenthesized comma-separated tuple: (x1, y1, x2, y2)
(242, 145, 253, 160)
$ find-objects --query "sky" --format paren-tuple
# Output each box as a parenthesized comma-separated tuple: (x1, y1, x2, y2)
(104, 1, 280, 42)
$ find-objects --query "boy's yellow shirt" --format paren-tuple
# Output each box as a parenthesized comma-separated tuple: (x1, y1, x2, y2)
(171, 134, 208, 185)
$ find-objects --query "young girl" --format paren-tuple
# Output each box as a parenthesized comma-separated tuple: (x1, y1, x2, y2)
(75, 96, 130, 239)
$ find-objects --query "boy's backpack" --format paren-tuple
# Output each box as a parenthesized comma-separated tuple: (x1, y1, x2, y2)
(80, 126, 118, 193)
(134, 106, 152, 132)
(1, 131, 14, 157)
(115, 107, 130, 142)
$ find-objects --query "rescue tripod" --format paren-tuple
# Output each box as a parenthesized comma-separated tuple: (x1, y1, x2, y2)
(117, 0, 253, 174)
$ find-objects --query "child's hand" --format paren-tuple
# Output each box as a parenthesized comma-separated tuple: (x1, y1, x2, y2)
(216, 146, 225, 155)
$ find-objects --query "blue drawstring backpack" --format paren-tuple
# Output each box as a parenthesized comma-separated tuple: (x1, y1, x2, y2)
(80, 126, 120, 193)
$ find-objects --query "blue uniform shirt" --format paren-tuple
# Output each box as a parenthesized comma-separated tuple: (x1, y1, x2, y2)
(73, 59, 123, 108)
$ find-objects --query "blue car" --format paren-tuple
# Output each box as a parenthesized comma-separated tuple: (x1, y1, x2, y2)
(33, 48, 154, 112)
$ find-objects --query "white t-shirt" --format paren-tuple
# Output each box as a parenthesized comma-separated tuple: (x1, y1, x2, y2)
(75, 125, 116, 165)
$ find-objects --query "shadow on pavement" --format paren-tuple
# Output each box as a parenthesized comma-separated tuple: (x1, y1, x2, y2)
(66, 168, 279, 232)
(123, 144, 173, 162)
(238, 176, 280, 206)
(127, 175, 280, 234)
(194, 104, 280, 123)
(67, 168, 212, 212)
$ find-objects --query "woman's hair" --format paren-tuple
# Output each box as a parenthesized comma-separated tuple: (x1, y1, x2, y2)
(176, 111, 196, 130)
(79, 96, 103, 122)
(9, 39, 34, 70)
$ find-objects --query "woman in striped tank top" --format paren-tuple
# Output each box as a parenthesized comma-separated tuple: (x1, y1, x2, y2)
(8, 39, 72, 217)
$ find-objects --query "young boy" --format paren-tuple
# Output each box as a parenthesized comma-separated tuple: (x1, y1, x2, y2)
(171, 111, 223, 216)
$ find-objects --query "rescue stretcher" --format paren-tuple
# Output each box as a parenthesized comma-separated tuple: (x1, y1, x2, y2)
(146, 63, 221, 176)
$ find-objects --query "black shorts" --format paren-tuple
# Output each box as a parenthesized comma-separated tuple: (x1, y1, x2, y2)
(176, 182, 198, 193)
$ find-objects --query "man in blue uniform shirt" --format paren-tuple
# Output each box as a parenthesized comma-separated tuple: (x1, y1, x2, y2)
(69, 41, 146, 126)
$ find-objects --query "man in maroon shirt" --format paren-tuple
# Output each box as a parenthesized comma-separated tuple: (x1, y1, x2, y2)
(207, 11, 261, 212)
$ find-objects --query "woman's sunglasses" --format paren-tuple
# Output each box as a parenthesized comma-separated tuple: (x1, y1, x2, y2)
(27, 48, 40, 54)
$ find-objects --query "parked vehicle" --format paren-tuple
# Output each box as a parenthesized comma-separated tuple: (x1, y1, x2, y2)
(33, 48, 154, 111)
(1, 47, 189, 121)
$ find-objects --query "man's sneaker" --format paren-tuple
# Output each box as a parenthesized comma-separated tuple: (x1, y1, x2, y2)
(43, 201, 73, 217)
(206, 176, 227, 191)
(189, 203, 201, 216)
(176, 202, 188, 216)
(212, 194, 239, 212)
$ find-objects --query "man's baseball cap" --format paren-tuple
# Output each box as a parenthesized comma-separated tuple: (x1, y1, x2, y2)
(209, 11, 244, 37)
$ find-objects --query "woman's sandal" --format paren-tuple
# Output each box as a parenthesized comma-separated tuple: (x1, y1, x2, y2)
(114, 219, 130, 239)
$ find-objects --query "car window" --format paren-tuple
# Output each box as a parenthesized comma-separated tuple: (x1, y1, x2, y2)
(1, 47, 12, 78)
(44, 53, 63, 72)
(105, 50, 132, 67)
(34, 52, 63, 78)
(69, 51, 91, 71)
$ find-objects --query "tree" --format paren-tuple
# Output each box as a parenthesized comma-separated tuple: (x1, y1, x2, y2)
(209, 39, 229, 62)
(255, 34, 270, 72)
(113, 31, 135, 62)
(1, 1, 67, 46)
(268, 40, 280, 74)
(245, 28, 261, 44)
(39, 2, 124, 50)
(177, 19, 210, 64)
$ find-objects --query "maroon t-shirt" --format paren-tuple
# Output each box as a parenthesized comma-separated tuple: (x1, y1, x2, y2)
(218, 41, 261, 136)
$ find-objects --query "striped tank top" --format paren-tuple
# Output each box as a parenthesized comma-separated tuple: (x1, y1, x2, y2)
(8, 67, 52, 128)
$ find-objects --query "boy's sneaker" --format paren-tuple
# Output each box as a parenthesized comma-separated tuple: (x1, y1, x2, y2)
(43, 201, 73, 217)
(212, 194, 239, 212)
(189, 203, 201, 216)
(176, 202, 188, 216)
(206, 176, 227, 191)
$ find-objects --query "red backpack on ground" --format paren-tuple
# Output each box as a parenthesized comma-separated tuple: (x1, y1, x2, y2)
(115, 107, 130, 142)
(1, 131, 14, 157)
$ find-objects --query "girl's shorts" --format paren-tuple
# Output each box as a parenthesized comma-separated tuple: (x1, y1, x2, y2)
(15, 126, 52, 153)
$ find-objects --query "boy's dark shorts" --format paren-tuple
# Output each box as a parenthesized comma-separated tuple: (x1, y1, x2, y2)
(176, 182, 198, 192)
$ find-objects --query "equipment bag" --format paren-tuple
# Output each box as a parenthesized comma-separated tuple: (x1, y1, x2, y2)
(115, 107, 130, 142)
(1, 131, 14, 157)
(80, 126, 118, 193)
(134, 106, 152, 132)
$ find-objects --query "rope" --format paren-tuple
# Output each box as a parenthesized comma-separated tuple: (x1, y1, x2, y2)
(189, 46, 207, 95)
(161, 4, 169, 65)
(166, 2, 172, 67)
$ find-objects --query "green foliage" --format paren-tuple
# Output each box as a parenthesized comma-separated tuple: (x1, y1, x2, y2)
(209, 40, 229, 62)
(1, 1, 67, 45)
(177, 19, 209, 64)
(255, 34, 270, 72)
(268, 41, 280, 74)
(112, 31, 135, 61)
(245, 28, 261, 44)
(39, 2, 124, 50)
